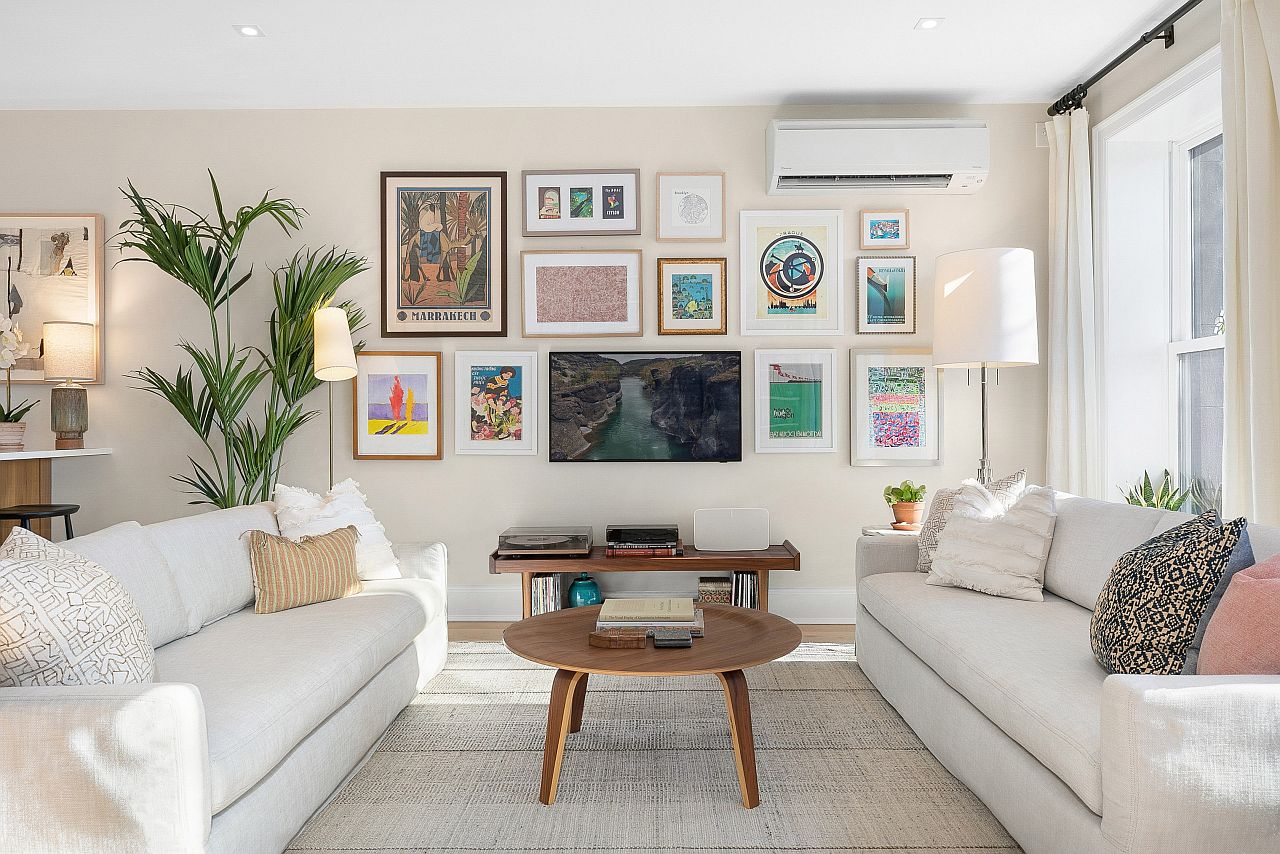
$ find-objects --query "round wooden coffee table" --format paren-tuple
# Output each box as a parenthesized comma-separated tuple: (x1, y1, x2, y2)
(503, 603, 802, 809)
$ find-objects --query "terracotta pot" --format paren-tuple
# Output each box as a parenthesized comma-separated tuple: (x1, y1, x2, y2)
(0, 421, 26, 452)
(891, 501, 923, 527)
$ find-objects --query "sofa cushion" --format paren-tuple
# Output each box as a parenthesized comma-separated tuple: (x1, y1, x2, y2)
(62, 521, 188, 647)
(154, 583, 432, 812)
(144, 503, 279, 634)
(858, 571, 1105, 814)
(248, 526, 361, 614)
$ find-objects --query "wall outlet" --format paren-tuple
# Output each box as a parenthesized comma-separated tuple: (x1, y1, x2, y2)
(1035, 122, 1050, 148)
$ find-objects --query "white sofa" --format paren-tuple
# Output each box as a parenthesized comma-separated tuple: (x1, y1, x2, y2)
(0, 503, 448, 854)
(856, 494, 1280, 854)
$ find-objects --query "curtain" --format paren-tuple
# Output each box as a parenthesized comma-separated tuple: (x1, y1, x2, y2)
(1046, 109, 1104, 498)
(1223, 0, 1280, 523)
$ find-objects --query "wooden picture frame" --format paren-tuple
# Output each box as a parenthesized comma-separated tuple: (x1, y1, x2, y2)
(754, 349, 838, 454)
(851, 350, 941, 467)
(454, 351, 538, 456)
(0, 213, 105, 384)
(521, 169, 641, 237)
(655, 172, 726, 242)
(379, 171, 507, 338)
(859, 209, 910, 250)
(521, 250, 643, 337)
(352, 351, 443, 460)
(856, 256, 918, 334)
(657, 257, 727, 335)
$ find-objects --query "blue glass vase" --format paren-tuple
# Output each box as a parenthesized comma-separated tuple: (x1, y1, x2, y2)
(567, 572, 602, 607)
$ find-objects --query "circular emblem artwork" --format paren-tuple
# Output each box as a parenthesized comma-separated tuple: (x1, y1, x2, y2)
(759, 235, 823, 301)
(678, 193, 710, 225)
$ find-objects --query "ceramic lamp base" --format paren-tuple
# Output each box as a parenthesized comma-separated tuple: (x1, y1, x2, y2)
(51, 384, 88, 450)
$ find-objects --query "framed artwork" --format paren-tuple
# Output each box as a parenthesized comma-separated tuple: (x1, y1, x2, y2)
(548, 351, 741, 462)
(521, 169, 641, 237)
(380, 172, 507, 337)
(655, 172, 726, 242)
(739, 210, 843, 336)
(859, 209, 910, 250)
(657, 258, 726, 335)
(754, 349, 837, 453)
(856, 256, 917, 334)
(0, 214, 105, 383)
(521, 250, 642, 337)
(455, 351, 537, 455)
(352, 351, 442, 460)
(851, 351, 940, 467)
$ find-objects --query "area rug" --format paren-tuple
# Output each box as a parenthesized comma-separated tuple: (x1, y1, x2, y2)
(288, 642, 1020, 853)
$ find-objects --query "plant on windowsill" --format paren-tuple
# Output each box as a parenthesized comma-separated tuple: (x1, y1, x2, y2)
(884, 480, 927, 530)
(1120, 469, 1190, 511)
(117, 172, 368, 508)
(0, 318, 36, 452)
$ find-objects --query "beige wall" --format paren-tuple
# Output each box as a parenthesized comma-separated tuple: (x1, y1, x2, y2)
(1, 103, 1050, 621)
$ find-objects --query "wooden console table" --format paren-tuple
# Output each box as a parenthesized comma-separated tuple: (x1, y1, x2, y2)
(489, 541, 800, 618)
(0, 447, 112, 539)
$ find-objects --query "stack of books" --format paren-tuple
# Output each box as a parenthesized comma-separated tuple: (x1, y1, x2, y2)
(731, 571, 759, 609)
(530, 573, 564, 616)
(595, 597, 705, 637)
(604, 524, 683, 557)
(697, 576, 732, 605)
(604, 539, 684, 557)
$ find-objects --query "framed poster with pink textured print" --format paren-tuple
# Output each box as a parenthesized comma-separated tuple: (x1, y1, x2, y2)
(520, 250, 643, 337)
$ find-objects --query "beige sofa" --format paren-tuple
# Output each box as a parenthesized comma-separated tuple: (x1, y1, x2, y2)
(0, 503, 448, 854)
(855, 494, 1280, 854)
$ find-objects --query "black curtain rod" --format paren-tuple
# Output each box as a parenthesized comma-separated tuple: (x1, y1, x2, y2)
(1047, 0, 1207, 116)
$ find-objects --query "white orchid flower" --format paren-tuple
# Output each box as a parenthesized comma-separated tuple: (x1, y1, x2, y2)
(0, 331, 18, 351)
(0, 350, 15, 370)
(0, 318, 11, 335)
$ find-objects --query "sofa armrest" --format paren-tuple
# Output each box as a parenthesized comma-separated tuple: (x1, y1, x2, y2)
(0, 683, 211, 854)
(855, 536, 920, 586)
(393, 541, 447, 590)
(1100, 674, 1280, 854)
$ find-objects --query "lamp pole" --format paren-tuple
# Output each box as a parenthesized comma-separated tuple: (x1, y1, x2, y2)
(978, 366, 993, 485)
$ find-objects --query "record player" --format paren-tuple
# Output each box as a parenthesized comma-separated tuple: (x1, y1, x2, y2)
(497, 526, 593, 557)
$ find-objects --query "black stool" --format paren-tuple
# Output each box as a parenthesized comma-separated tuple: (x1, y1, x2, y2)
(0, 504, 80, 539)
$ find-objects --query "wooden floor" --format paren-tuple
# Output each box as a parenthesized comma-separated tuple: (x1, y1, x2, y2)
(450, 621, 855, 644)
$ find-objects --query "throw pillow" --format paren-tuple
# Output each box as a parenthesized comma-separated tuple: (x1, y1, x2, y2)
(1090, 512, 1245, 675)
(1197, 554, 1280, 675)
(0, 528, 154, 686)
(916, 469, 1026, 573)
(249, 525, 362, 614)
(926, 484, 1058, 601)
(1182, 525, 1255, 674)
(273, 479, 399, 580)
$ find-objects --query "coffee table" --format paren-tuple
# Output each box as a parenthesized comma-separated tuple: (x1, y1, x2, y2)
(503, 603, 802, 808)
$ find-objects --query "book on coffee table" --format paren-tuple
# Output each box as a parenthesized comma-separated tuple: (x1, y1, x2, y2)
(598, 597, 696, 624)
(596, 610, 705, 637)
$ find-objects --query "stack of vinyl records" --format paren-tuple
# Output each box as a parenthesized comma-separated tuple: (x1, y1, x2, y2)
(697, 576, 732, 605)
(530, 573, 564, 615)
(731, 571, 759, 609)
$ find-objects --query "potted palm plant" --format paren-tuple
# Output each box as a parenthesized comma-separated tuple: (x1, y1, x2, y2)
(883, 480, 927, 530)
(0, 318, 35, 451)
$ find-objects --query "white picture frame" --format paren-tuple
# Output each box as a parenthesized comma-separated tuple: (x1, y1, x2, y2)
(859, 209, 910, 250)
(655, 172, 726, 242)
(754, 349, 837, 453)
(851, 350, 941, 467)
(521, 169, 640, 237)
(454, 351, 538, 456)
(521, 250, 643, 337)
(739, 210, 843, 336)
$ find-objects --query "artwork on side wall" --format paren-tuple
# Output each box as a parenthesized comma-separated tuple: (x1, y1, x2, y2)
(353, 351, 442, 460)
(454, 351, 538, 456)
(521, 250, 643, 337)
(859, 209, 910, 250)
(655, 172, 726, 242)
(657, 257, 726, 335)
(851, 351, 940, 466)
(380, 172, 507, 337)
(0, 214, 104, 383)
(856, 256, 917, 334)
(739, 210, 843, 336)
(521, 169, 641, 236)
(754, 349, 837, 453)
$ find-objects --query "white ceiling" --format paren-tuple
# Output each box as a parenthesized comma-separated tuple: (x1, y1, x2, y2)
(3, 0, 1180, 110)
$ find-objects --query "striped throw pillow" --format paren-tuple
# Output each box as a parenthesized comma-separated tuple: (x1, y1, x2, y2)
(248, 526, 362, 614)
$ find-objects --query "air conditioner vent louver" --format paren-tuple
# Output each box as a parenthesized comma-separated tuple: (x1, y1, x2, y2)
(776, 174, 954, 190)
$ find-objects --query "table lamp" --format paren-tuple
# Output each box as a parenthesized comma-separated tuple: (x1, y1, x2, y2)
(313, 306, 357, 486)
(932, 248, 1038, 484)
(42, 321, 95, 450)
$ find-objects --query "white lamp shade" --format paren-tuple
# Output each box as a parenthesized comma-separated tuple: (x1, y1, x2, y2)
(313, 306, 357, 382)
(932, 247, 1039, 368)
(42, 321, 96, 382)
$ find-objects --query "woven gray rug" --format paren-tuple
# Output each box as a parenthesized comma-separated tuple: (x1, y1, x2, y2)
(288, 642, 1019, 854)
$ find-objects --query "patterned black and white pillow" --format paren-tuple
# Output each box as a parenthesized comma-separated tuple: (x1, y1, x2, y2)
(916, 469, 1026, 573)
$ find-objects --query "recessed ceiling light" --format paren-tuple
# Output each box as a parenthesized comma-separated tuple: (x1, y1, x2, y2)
(915, 18, 945, 30)
(233, 24, 265, 38)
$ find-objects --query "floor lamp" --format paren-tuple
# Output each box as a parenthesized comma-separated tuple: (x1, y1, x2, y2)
(932, 248, 1039, 485)
(313, 306, 358, 488)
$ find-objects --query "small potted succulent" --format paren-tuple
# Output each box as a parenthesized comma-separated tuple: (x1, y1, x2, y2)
(883, 480, 927, 530)
(0, 318, 35, 451)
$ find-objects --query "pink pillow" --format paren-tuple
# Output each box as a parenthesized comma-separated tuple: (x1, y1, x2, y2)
(1197, 555, 1280, 675)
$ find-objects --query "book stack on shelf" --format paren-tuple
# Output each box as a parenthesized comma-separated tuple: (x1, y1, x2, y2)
(530, 573, 564, 616)
(731, 571, 759, 609)
(595, 597, 705, 637)
(604, 524, 683, 557)
(697, 576, 732, 605)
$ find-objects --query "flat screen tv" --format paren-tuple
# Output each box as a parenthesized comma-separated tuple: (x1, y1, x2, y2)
(548, 351, 742, 462)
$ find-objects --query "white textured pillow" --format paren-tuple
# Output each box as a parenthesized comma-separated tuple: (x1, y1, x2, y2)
(273, 479, 400, 580)
(916, 469, 1026, 572)
(926, 484, 1058, 601)
(0, 528, 154, 686)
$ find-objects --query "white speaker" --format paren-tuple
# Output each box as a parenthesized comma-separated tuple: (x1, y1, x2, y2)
(692, 508, 771, 551)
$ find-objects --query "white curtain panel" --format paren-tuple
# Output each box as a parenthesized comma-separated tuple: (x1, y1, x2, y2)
(1223, 0, 1280, 524)
(1046, 109, 1104, 498)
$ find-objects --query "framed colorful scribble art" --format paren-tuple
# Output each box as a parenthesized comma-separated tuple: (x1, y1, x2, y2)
(454, 351, 538, 456)
(739, 210, 843, 336)
(353, 351, 442, 460)
(657, 257, 726, 335)
(851, 351, 940, 467)
(380, 172, 506, 337)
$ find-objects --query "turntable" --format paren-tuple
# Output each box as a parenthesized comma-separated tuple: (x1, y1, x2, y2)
(497, 526, 593, 557)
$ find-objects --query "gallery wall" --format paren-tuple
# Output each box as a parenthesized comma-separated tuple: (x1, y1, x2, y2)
(1, 103, 1050, 621)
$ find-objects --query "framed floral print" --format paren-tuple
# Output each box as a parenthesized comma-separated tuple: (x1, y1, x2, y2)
(521, 169, 641, 237)
(353, 351, 442, 460)
(851, 350, 940, 466)
(856, 256, 917, 334)
(454, 351, 537, 455)
(739, 210, 843, 336)
(657, 257, 726, 335)
(655, 172, 726, 241)
(754, 349, 837, 453)
(521, 250, 643, 337)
